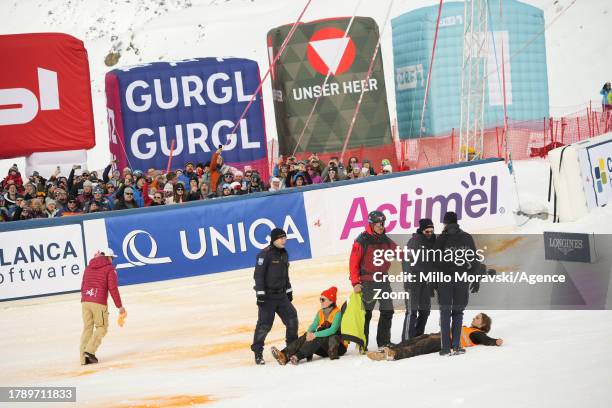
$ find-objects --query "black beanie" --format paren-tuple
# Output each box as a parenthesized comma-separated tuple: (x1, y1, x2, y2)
(270, 228, 287, 243)
(418, 218, 434, 232)
(443, 211, 458, 224)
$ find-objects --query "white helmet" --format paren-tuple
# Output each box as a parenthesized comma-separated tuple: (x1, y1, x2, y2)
(99, 248, 118, 258)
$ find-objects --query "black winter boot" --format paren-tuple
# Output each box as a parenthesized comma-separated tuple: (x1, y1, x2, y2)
(254, 351, 265, 365)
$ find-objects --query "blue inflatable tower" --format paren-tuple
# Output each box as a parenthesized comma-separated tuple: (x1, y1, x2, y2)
(392, 0, 549, 139)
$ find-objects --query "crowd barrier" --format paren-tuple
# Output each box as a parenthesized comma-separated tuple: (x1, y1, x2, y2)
(0, 158, 516, 302)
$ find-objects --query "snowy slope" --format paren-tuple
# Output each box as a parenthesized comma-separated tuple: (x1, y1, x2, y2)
(1, 0, 610, 172)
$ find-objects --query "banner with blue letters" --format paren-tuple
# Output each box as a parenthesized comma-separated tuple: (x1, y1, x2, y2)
(105, 57, 269, 178)
(104, 193, 311, 286)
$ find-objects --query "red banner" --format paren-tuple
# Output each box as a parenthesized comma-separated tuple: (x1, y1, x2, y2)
(0, 33, 95, 159)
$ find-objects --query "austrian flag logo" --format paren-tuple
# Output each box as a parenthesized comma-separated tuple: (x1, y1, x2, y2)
(306, 27, 356, 76)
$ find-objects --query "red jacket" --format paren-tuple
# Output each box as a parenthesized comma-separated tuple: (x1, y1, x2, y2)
(349, 224, 396, 286)
(81, 256, 123, 308)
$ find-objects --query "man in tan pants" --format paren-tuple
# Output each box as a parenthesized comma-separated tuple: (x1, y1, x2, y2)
(80, 248, 125, 365)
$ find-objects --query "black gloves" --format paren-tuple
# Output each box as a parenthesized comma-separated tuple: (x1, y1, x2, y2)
(470, 281, 480, 294)
(287, 291, 293, 302)
(256, 293, 266, 306)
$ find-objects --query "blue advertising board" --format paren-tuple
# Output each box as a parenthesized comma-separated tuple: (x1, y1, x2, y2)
(106, 58, 268, 171)
(104, 192, 311, 285)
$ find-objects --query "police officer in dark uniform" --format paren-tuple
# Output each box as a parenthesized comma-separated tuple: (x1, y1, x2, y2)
(349, 211, 396, 350)
(434, 211, 478, 356)
(251, 227, 298, 365)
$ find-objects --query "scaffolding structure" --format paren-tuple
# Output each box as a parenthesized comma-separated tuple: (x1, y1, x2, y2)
(458, 0, 489, 161)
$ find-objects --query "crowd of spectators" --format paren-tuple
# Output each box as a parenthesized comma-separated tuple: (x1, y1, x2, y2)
(0, 147, 395, 222)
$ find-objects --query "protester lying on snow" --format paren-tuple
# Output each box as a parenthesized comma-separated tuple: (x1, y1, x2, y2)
(271, 286, 347, 365)
(367, 313, 503, 361)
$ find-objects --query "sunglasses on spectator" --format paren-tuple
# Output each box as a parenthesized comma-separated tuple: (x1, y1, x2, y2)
(68, 200, 76, 204)
(382, 170, 390, 174)
(176, 187, 184, 190)
(154, 195, 162, 199)
(124, 193, 133, 196)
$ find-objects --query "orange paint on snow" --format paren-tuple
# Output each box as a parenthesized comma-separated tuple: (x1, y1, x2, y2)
(112, 394, 214, 408)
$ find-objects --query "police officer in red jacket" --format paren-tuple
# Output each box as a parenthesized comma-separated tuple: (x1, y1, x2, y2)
(349, 211, 396, 349)
(80, 248, 125, 365)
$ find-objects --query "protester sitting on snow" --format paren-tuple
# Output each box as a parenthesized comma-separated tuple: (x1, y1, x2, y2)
(367, 313, 503, 361)
(271, 286, 346, 365)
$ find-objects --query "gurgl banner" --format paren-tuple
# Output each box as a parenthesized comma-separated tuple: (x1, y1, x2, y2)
(105, 58, 268, 177)
(0, 33, 95, 159)
(267, 17, 392, 155)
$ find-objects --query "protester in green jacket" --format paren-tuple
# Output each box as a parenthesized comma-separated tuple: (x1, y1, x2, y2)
(271, 287, 347, 365)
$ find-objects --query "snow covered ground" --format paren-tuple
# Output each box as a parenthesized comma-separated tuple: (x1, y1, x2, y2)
(1, 159, 611, 408)
(1, 1, 612, 406)
(1, 0, 610, 172)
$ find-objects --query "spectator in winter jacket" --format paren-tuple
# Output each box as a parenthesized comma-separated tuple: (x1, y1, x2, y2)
(271, 286, 347, 365)
(76, 180, 94, 209)
(293, 173, 306, 187)
(23, 182, 37, 200)
(58, 197, 83, 217)
(90, 186, 111, 211)
(80, 248, 126, 365)
(382, 164, 393, 174)
(209, 147, 225, 193)
(0, 195, 9, 221)
(324, 166, 340, 183)
(307, 165, 323, 184)
(248, 172, 264, 193)
(347, 165, 362, 180)
(347, 156, 359, 174)
(171, 183, 188, 204)
(186, 179, 201, 201)
(114, 187, 139, 210)
(198, 182, 210, 199)
(321, 157, 347, 181)
(150, 191, 166, 206)
(401, 218, 436, 342)
(367, 313, 503, 361)
(1, 165, 24, 193)
(269, 177, 282, 192)
(362, 159, 377, 176)
(44, 199, 59, 218)
(601, 82, 611, 109)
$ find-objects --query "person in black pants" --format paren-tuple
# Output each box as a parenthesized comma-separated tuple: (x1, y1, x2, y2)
(251, 228, 298, 365)
(349, 211, 397, 350)
(367, 313, 503, 361)
(401, 218, 436, 342)
(434, 211, 478, 356)
(271, 286, 346, 365)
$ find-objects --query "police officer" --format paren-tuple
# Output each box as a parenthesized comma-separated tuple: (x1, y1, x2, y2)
(434, 211, 478, 356)
(251, 228, 298, 365)
(349, 211, 396, 350)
